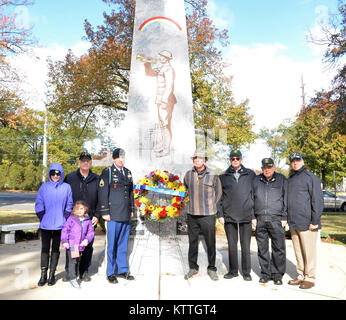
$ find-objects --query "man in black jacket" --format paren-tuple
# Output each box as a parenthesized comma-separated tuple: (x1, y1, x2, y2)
(217, 150, 256, 281)
(63, 152, 100, 282)
(253, 158, 287, 285)
(287, 152, 323, 290)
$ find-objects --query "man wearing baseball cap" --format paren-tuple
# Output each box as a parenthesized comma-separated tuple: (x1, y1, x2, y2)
(183, 150, 222, 281)
(217, 150, 256, 281)
(252, 158, 288, 285)
(63, 151, 100, 282)
(287, 152, 323, 289)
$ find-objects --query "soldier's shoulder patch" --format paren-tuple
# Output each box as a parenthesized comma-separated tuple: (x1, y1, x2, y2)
(99, 178, 105, 187)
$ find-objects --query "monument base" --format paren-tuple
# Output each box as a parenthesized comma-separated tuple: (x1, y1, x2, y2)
(128, 234, 225, 277)
(99, 218, 226, 279)
(97, 233, 226, 277)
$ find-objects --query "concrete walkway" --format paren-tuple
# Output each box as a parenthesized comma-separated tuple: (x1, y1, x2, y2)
(0, 231, 345, 300)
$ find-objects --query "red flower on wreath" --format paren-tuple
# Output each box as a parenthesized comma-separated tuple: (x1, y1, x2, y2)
(159, 210, 167, 218)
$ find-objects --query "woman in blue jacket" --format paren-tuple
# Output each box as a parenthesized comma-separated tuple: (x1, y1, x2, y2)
(35, 162, 73, 286)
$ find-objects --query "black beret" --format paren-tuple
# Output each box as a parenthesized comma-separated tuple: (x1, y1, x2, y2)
(112, 148, 125, 159)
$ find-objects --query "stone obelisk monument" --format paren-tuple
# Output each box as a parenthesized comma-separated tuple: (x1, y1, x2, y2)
(105, 0, 225, 283)
(119, 0, 196, 181)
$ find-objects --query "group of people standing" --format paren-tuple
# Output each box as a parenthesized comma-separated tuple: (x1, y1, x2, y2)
(184, 149, 323, 290)
(35, 147, 323, 291)
(35, 149, 135, 289)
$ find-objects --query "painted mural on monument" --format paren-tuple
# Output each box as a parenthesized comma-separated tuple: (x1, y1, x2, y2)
(137, 49, 177, 158)
(115, 0, 196, 181)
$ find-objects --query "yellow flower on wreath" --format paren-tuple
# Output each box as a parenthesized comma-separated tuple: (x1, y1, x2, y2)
(139, 196, 150, 204)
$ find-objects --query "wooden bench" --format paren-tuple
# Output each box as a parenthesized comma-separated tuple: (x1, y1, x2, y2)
(0, 223, 40, 244)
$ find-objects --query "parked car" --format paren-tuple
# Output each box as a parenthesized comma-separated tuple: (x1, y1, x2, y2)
(323, 190, 346, 212)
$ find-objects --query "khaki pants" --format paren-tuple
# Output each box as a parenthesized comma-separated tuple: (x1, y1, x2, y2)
(291, 229, 318, 283)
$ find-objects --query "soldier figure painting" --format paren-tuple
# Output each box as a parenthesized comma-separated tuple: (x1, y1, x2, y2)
(137, 50, 177, 158)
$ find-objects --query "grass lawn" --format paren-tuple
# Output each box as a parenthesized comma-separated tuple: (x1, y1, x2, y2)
(215, 212, 346, 246)
(320, 212, 346, 246)
(0, 210, 38, 225)
(1, 210, 345, 246)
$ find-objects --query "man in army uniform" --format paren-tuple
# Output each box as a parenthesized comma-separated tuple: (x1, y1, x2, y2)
(97, 148, 136, 283)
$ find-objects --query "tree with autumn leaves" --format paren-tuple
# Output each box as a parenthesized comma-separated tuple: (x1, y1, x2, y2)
(48, 0, 256, 151)
(287, 2, 345, 189)
(286, 91, 345, 189)
(0, 0, 39, 168)
(0, 1, 52, 189)
(261, 2, 345, 189)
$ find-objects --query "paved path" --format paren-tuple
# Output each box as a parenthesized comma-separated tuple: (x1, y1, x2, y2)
(0, 232, 345, 301)
(0, 192, 36, 211)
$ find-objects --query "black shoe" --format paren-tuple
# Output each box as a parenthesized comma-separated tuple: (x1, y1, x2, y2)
(184, 268, 198, 280)
(47, 272, 56, 286)
(107, 274, 118, 284)
(80, 272, 91, 282)
(259, 277, 270, 283)
(274, 279, 283, 285)
(243, 274, 252, 281)
(37, 267, 48, 286)
(207, 269, 219, 281)
(116, 272, 135, 280)
(224, 272, 238, 279)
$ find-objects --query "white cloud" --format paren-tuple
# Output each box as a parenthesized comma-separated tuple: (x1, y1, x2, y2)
(227, 43, 334, 128)
(10, 41, 91, 110)
(224, 42, 336, 169)
(305, 5, 331, 57)
(207, 0, 235, 29)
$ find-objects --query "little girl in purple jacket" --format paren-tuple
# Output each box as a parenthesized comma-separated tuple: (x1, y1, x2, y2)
(61, 200, 95, 289)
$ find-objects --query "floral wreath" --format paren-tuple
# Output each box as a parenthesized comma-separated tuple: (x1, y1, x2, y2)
(134, 170, 189, 221)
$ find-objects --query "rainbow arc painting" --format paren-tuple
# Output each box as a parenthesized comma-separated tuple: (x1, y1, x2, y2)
(139, 16, 182, 32)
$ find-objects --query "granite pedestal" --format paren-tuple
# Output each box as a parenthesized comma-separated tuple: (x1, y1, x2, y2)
(98, 218, 226, 282)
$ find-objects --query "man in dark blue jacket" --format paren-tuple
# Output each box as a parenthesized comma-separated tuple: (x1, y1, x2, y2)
(287, 152, 323, 290)
(217, 150, 256, 281)
(64, 152, 100, 282)
(253, 158, 287, 285)
(96, 148, 135, 284)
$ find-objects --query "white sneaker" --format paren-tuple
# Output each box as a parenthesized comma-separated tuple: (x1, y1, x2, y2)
(69, 279, 81, 289)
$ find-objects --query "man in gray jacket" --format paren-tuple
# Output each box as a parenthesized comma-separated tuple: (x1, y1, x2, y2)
(287, 152, 323, 289)
(253, 158, 287, 285)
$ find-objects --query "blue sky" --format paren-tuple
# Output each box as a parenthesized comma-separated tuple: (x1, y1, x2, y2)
(24, 0, 111, 48)
(209, 0, 339, 61)
(24, 0, 339, 60)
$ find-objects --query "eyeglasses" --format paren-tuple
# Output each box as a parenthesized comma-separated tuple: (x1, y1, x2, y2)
(231, 157, 241, 161)
(50, 171, 61, 177)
